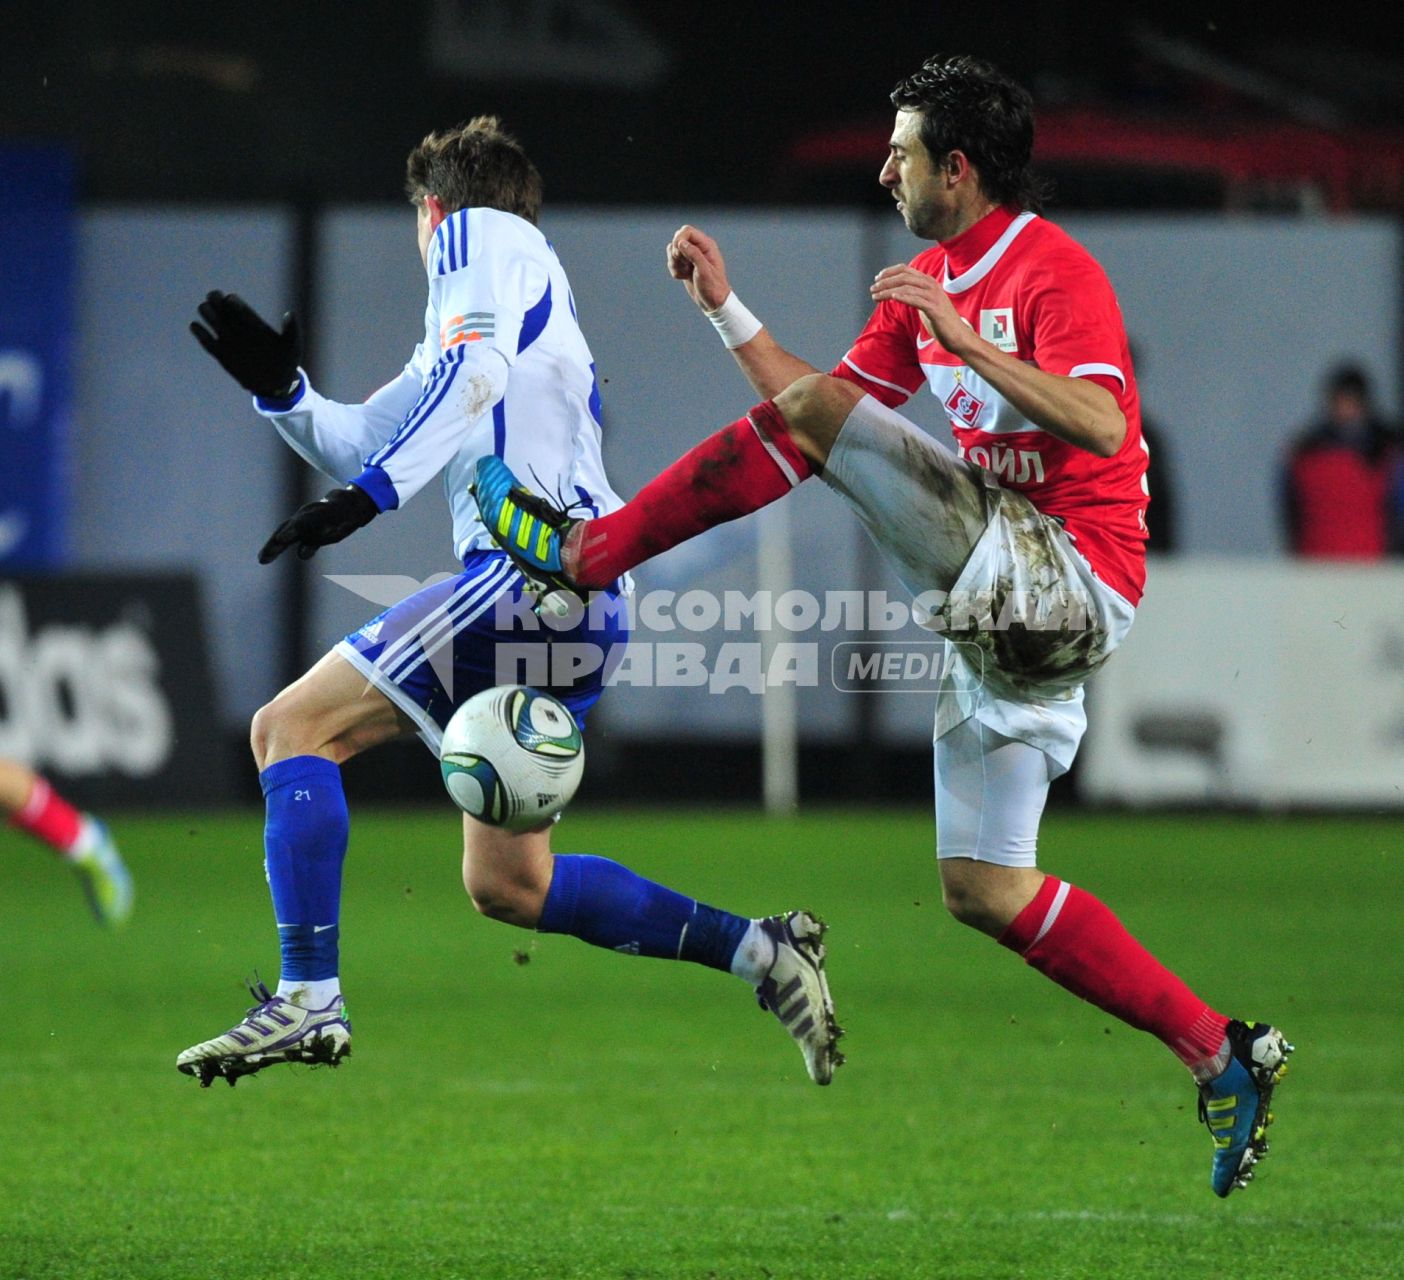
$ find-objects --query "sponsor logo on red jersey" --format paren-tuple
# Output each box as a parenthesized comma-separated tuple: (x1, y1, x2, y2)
(959, 441, 1046, 484)
(979, 307, 1018, 352)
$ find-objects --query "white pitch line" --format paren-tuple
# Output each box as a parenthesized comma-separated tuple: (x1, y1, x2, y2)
(590, 1202, 1404, 1234)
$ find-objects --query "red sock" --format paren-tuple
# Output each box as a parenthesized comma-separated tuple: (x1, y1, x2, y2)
(570, 400, 812, 588)
(999, 877, 1230, 1072)
(9, 776, 84, 855)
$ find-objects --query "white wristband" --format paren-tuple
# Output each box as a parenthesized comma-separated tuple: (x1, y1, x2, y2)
(705, 292, 763, 349)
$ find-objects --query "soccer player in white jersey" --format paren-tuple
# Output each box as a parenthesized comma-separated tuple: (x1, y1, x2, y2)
(473, 62, 1292, 1197)
(177, 118, 841, 1088)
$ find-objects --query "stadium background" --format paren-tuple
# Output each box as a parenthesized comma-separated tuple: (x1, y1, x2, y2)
(2, 5, 1403, 1279)
(6, 0, 1404, 809)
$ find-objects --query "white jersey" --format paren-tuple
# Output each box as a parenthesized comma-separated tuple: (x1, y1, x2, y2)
(255, 207, 625, 563)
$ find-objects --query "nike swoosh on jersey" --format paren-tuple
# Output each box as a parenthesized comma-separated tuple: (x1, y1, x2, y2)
(916, 336, 936, 349)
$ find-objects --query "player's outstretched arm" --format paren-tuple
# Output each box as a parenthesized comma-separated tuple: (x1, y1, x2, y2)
(191, 291, 302, 399)
(252, 342, 495, 564)
(192, 289, 425, 483)
(667, 225, 818, 402)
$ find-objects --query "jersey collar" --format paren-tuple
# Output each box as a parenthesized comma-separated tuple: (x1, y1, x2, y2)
(942, 206, 1037, 294)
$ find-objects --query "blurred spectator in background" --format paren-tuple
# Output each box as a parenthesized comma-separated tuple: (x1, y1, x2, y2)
(1282, 364, 1404, 558)
(1, 759, 132, 926)
(1130, 343, 1177, 553)
(1140, 420, 1176, 553)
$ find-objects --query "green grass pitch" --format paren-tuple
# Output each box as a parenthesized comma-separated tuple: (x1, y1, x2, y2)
(2, 807, 1401, 1279)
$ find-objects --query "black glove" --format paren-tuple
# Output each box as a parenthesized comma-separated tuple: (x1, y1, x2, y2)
(259, 485, 379, 564)
(191, 290, 302, 399)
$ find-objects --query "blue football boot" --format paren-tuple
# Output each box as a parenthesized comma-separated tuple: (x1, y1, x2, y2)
(1199, 1019, 1294, 1197)
(470, 457, 580, 608)
(72, 817, 134, 928)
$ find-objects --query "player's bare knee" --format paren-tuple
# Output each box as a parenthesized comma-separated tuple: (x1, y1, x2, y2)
(467, 887, 544, 927)
(461, 822, 553, 927)
(940, 860, 1044, 936)
(464, 880, 521, 923)
(249, 700, 281, 770)
(250, 694, 313, 770)
(773, 374, 865, 467)
(462, 866, 548, 927)
(940, 877, 1002, 932)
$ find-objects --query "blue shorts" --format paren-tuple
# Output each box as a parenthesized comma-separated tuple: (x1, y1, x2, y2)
(333, 550, 628, 753)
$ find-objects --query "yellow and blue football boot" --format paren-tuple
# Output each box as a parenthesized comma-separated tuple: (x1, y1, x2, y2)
(1199, 1019, 1294, 1197)
(471, 456, 580, 607)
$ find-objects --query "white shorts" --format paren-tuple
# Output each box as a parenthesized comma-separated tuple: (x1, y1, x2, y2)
(823, 393, 1135, 778)
(933, 717, 1051, 867)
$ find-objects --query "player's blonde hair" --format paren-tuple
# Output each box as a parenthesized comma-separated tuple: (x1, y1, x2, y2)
(405, 116, 543, 225)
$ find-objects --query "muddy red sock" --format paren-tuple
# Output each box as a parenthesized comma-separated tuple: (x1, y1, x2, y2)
(9, 776, 84, 855)
(999, 877, 1230, 1074)
(569, 400, 812, 588)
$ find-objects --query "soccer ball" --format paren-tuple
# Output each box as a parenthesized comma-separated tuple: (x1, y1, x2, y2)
(439, 686, 584, 831)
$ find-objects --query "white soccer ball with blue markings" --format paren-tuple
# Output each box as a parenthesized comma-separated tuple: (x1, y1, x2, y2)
(439, 686, 584, 831)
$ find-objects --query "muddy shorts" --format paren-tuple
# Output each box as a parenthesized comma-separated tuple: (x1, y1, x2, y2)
(822, 393, 1135, 780)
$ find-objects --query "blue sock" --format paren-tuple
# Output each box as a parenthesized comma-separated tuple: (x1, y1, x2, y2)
(260, 755, 348, 983)
(538, 854, 750, 972)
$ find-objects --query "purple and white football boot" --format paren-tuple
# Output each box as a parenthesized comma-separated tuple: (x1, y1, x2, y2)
(755, 911, 845, 1086)
(176, 980, 351, 1087)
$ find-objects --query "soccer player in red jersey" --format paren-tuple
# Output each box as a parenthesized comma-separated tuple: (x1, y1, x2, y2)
(1, 758, 132, 926)
(474, 54, 1291, 1197)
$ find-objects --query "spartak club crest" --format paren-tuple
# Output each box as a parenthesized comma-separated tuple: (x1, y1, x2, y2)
(943, 383, 985, 427)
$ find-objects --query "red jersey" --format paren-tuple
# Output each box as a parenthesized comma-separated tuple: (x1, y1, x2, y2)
(833, 206, 1148, 604)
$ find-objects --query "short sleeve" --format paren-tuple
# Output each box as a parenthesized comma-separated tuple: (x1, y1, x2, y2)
(831, 298, 926, 408)
(1026, 251, 1129, 389)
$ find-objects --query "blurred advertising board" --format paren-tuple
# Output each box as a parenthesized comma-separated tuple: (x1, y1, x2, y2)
(0, 147, 74, 569)
(0, 574, 229, 806)
(1081, 560, 1404, 808)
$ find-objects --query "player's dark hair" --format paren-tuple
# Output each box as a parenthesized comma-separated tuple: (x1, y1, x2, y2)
(890, 54, 1048, 214)
(405, 116, 543, 225)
